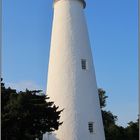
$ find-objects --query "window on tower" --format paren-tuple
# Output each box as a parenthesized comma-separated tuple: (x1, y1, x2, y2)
(88, 122, 94, 133)
(81, 59, 87, 70)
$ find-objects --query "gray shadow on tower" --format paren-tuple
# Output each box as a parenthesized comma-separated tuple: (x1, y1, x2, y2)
(43, 132, 59, 140)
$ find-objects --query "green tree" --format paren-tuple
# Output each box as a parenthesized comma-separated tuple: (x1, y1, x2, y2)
(98, 88, 139, 140)
(98, 89, 118, 140)
(98, 88, 108, 109)
(1, 80, 63, 140)
(125, 120, 139, 140)
(98, 88, 117, 126)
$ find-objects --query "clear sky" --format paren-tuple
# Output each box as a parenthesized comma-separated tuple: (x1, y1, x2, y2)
(2, 0, 138, 127)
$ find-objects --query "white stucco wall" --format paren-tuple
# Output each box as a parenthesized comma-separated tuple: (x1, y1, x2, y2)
(44, 0, 105, 140)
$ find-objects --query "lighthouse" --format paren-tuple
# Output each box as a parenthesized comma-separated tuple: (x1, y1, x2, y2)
(45, 0, 105, 140)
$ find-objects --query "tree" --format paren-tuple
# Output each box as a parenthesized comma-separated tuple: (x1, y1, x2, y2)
(125, 120, 139, 140)
(98, 88, 119, 140)
(98, 88, 139, 140)
(1, 80, 63, 140)
(98, 88, 117, 126)
(98, 88, 108, 109)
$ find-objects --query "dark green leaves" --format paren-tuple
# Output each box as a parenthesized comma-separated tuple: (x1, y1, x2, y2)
(1, 80, 63, 140)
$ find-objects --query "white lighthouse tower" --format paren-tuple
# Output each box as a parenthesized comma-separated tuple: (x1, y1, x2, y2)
(45, 0, 105, 140)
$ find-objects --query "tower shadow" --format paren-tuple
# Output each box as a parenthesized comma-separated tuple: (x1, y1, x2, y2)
(43, 132, 59, 140)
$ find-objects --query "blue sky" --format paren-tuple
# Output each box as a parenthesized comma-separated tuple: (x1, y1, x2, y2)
(2, 0, 138, 126)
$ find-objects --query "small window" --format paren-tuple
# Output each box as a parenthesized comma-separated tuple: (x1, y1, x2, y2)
(81, 59, 87, 70)
(88, 122, 94, 133)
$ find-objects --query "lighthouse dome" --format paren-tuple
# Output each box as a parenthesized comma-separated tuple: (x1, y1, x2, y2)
(54, 0, 86, 8)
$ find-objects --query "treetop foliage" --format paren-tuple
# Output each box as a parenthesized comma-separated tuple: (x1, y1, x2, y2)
(1, 79, 63, 140)
(1, 78, 139, 140)
(98, 88, 139, 140)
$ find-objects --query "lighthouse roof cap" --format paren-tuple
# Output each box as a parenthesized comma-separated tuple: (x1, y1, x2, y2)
(54, 0, 86, 8)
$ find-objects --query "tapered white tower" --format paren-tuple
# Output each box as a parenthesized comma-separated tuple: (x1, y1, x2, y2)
(45, 0, 105, 140)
